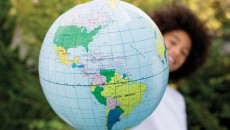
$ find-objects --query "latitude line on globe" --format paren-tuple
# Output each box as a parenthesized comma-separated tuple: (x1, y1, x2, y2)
(90, 36, 154, 47)
(96, 25, 148, 34)
(40, 66, 168, 87)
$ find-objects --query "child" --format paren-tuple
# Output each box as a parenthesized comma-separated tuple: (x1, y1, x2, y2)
(132, 4, 211, 130)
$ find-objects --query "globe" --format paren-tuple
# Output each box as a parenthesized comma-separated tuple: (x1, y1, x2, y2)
(39, 0, 169, 129)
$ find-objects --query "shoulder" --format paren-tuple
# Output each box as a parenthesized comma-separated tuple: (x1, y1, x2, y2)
(132, 86, 187, 130)
(166, 86, 184, 98)
(164, 86, 185, 106)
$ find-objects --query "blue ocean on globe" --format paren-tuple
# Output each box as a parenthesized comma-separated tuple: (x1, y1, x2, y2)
(39, 0, 169, 129)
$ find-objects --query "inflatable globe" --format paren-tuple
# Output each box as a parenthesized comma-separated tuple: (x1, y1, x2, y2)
(39, 0, 169, 129)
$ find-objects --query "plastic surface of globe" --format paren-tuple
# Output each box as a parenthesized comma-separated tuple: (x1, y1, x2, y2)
(39, 0, 169, 129)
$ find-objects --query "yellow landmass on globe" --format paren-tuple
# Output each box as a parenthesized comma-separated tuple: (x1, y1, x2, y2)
(106, 106, 110, 120)
(104, 0, 118, 9)
(90, 84, 96, 92)
(157, 40, 165, 58)
(101, 72, 147, 117)
(74, 57, 80, 63)
(55, 46, 80, 65)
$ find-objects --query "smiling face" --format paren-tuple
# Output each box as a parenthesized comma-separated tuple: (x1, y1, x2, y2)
(163, 30, 192, 72)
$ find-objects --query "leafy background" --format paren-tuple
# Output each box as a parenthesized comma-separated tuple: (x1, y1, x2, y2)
(0, 0, 229, 129)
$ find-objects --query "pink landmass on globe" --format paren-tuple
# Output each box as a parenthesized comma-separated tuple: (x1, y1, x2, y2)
(107, 97, 120, 109)
(92, 73, 106, 85)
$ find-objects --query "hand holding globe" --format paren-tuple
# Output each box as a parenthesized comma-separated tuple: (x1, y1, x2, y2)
(39, 0, 169, 129)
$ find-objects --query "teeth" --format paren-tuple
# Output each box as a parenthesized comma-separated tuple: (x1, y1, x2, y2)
(168, 56, 174, 64)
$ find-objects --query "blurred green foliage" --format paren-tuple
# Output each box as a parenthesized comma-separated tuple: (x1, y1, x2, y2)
(0, 43, 72, 130)
(178, 39, 230, 130)
(0, 0, 230, 129)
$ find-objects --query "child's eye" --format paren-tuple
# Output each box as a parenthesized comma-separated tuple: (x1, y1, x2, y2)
(170, 40, 176, 45)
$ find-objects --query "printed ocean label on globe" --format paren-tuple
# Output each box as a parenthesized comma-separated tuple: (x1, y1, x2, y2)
(38, 0, 169, 129)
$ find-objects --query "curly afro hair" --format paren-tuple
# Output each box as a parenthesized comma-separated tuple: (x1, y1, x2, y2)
(149, 4, 212, 81)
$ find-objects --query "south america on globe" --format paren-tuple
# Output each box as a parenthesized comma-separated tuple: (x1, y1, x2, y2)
(38, 0, 169, 130)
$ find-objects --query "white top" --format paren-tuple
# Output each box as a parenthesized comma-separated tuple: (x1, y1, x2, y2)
(132, 86, 187, 130)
